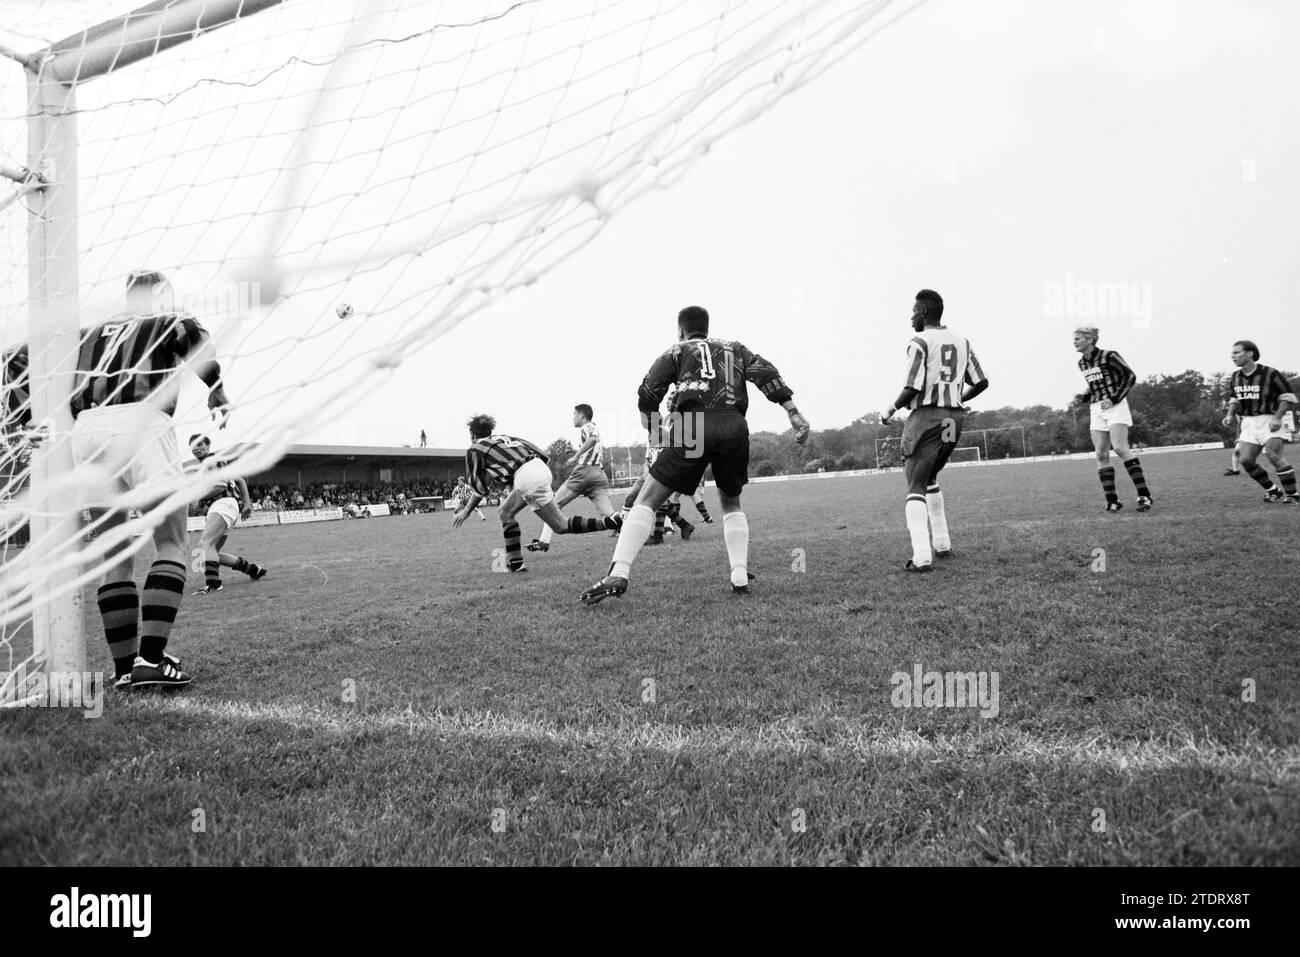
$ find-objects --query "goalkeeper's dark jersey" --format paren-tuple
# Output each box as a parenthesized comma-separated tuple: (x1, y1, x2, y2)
(637, 335, 793, 416)
(70, 312, 217, 419)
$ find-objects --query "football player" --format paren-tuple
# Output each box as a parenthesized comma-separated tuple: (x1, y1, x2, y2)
(581, 305, 808, 604)
(1222, 340, 1298, 502)
(527, 404, 619, 552)
(1072, 325, 1153, 512)
(880, 290, 989, 571)
(70, 270, 229, 690)
(453, 415, 620, 573)
(188, 434, 267, 594)
(452, 475, 487, 520)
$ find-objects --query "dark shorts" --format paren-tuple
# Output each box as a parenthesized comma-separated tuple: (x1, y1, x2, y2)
(650, 410, 749, 497)
(902, 406, 966, 477)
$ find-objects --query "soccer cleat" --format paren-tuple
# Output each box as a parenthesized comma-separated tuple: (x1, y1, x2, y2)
(113, 673, 133, 692)
(731, 571, 756, 594)
(701, 516, 714, 524)
(192, 583, 222, 595)
(603, 514, 623, 532)
(1104, 501, 1123, 513)
(678, 520, 694, 541)
(525, 539, 550, 552)
(249, 566, 268, 581)
(1281, 495, 1299, 506)
(1264, 489, 1285, 503)
(1224, 468, 1240, 477)
(580, 575, 628, 605)
(935, 548, 953, 559)
(1135, 496, 1152, 512)
(904, 560, 933, 573)
(130, 654, 192, 691)
(507, 563, 528, 573)
(647, 533, 665, 546)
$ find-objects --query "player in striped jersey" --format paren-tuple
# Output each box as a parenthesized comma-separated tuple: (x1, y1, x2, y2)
(527, 404, 619, 552)
(1073, 326, 1153, 512)
(880, 290, 989, 571)
(581, 305, 809, 604)
(453, 414, 620, 573)
(71, 270, 231, 691)
(1222, 340, 1299, 503)
(188, 435, 267, 594)
(452, 476, 487, 520)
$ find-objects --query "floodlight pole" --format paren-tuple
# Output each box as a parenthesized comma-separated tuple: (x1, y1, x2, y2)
(20, 0, 289, 680)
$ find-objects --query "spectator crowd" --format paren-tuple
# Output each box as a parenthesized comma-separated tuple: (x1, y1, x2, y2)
(188, 478, 457, 516)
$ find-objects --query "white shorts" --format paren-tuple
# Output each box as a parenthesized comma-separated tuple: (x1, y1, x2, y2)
(70, 402, 182, 506)
(510, 457, 554, 509)
(207, 496, 241, 528)
(1089, 398, 1133, 431)
(1238, 413, 1295, 447)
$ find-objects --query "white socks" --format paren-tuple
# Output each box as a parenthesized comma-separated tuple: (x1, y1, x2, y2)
(925, 485, 949, 552)
(722, 511, 749, 587)
(539, 523, 554, 544)
(610, 504, 654, 578)
(905, 495, 932, 566)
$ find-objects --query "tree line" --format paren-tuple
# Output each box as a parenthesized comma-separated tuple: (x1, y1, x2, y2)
(548, 370, 1296, 484)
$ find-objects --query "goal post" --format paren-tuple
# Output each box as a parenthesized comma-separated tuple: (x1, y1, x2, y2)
(11, 0, 290, 685)
(2, 0, 929, 699)
(24, 66, 83, 678)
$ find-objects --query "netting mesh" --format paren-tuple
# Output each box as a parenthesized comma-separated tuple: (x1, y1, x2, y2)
(1, 0, 924, 697)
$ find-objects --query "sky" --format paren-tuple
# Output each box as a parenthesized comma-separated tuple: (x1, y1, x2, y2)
(3, 0, 1297, 456)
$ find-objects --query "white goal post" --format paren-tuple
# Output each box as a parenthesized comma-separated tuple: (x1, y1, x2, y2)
(2, 0, 928, 700)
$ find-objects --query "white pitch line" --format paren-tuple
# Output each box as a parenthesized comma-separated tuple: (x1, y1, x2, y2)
(130, 695, 1300, 778)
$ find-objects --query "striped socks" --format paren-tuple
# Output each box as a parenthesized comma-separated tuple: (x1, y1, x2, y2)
(1277, 467, 1297, 497)
(226, 555, 262, 578)
(204, 559, 221, 591)
(139, 560, 186, 663)
(1243, 462, 1276, 491)
(565, 516, 606, 534)
(1123, 457, 1150, 497)
(1098, 466, 1118, 504)
(96, 581, 139, 678)
(503, 521, 523, 571)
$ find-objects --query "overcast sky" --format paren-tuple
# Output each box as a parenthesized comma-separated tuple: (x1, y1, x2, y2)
(3, 0, 1296, 455)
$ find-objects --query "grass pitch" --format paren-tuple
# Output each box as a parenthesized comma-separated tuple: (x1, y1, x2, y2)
(1, 449, 1297, 865)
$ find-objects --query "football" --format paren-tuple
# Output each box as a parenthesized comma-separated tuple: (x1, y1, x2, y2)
(336, 302, 354, 319)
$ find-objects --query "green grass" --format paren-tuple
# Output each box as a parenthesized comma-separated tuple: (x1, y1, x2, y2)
(2, 448, 1297, 865)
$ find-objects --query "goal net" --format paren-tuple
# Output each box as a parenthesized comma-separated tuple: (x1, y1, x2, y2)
(0, 0, 926, 701)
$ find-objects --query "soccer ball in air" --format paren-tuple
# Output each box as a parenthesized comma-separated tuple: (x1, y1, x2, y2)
(336, 302, 354, 320)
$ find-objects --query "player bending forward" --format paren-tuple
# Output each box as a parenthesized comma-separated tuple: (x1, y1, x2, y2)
(581, 305, 808, 604)
(453, 414, 620, 572)
(1072, 325, 1153, 512)
(527, 403, 618, 552)
(1223, 340, 1299, 503)
(880, 290, 989, 572)
(71, 270, 230, 691)
(453, 476, 487, 520)
(188, 434, 267, 594)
